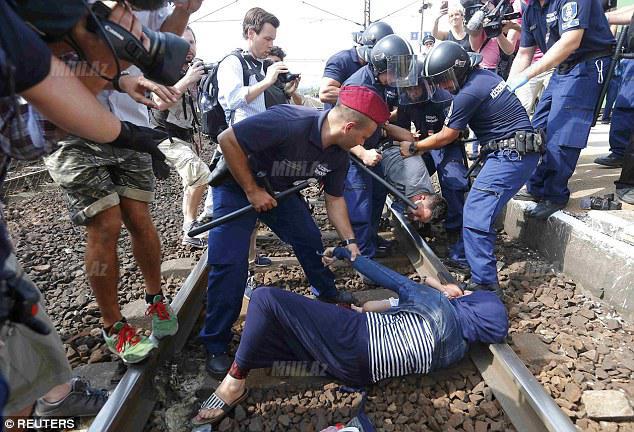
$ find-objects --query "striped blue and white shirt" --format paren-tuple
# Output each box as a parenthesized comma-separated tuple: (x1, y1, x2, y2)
(366, 311, 435, 383)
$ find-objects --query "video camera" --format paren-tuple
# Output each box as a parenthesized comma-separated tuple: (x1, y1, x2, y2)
(0, 256, 50, 336)
(462, 0, 521, 38)
(14, 0, 188, 86)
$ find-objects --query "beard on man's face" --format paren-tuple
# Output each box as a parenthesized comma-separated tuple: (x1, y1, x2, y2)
(126, 0, 167, 11)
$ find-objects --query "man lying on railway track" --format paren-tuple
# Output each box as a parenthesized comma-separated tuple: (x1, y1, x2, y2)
(192, 247, 507, 426)
(201, 85, 390, 378)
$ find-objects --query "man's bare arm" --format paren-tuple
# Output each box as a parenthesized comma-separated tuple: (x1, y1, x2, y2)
(319, 77, 342, 105)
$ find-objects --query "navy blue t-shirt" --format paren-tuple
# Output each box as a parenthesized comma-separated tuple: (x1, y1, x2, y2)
(0, 0, 52, 96)
(444, 69, 533, 143)
(396, 99, 452, 136)
(322, 47, 364, 109)
(323, 47, 364, 84)
(232, 105, 350, 196)
(520, 0, 614, 64)
(343, 66, 389, 149)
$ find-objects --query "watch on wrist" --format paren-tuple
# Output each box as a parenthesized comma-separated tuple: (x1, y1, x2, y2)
(339, 238, 357, 247)
(113, 71, 130, 93)
(408, 141, 417, 155)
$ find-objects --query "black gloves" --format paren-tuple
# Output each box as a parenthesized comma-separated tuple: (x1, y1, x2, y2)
(108, 121, 172, 180)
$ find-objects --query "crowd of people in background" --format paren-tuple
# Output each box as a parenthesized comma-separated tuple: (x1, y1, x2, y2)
(1, 0, 633, 429)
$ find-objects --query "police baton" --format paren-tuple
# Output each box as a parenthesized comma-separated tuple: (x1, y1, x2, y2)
(593, 25, 630, 127)
(464, 153, 484, 179)
(350, 155, 418, 210)
(187, 178, 318, 237)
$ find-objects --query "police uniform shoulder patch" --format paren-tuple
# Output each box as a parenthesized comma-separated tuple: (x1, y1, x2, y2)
(561, 2, 579, 30)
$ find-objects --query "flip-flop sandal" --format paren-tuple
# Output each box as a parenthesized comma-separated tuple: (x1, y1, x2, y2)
(191, 389, 249, 426)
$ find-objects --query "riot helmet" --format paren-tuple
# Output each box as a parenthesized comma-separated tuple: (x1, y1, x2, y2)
(389, 57, 452, 105)
(357, 21, 394, 62)
(370, 34, 415, 81)
(422, 40, 477, 95)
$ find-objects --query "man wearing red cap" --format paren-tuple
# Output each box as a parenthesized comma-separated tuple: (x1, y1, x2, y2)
(200, 86, 390, 377)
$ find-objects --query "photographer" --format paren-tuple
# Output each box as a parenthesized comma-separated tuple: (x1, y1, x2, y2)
(43, 0, 204, 364)
(467, 0, 522, 75)
(432, 3, 472, 52)
(267, 46, 319, 107)
(150, 26, 211, 248)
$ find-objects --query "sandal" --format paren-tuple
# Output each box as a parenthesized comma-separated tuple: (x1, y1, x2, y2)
(191, 389, 249, 426)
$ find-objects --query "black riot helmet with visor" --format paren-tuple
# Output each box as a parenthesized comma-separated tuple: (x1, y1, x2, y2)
(422, 41, 481, 96)
(388, 56, 452, 105)
(357, 21, 394, 62)
(370, 34, 415, 81)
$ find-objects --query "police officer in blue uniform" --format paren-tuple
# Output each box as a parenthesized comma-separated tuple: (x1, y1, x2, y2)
(393, 59, 469, 262)
(508, 0, 616, 219)
(600, 55, 634, 168)
(319, 21, 394, 109)
(341, 35, 416, 259)
(401, 41, 544, 294)
(202, 86, 391, 377)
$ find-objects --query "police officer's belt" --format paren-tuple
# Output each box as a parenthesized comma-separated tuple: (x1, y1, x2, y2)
(480, 131, 545, 156)
(557, 47, 614, 74)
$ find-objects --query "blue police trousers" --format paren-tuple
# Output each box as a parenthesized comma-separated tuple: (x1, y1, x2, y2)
(427, 143, 469, 232)
(527, 57, 610, 204)
(609, 108, 634, 158)
(200, 180, 337, 355)
(463, 151, 540, 285)
(343, 160, 388, 258)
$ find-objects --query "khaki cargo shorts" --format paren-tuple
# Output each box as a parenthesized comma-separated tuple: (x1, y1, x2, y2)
(158, 137, 210, 188)
(44, 136, 155, 225)
(0, 255, 71, 415)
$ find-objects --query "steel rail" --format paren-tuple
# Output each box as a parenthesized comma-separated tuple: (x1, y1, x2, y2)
(88, 251, 209, 432)
(385, 196, 577, 432)
(89, 192, 576, 432)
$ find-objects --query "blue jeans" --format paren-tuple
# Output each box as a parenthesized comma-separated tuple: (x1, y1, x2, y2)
(201, 180, 337, 354)
(429, 143, 469, 232)
(343, 161, 388, 258)
(335, 249, 469, 370)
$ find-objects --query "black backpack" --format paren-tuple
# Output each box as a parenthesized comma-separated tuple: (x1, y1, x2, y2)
(198, 49, 255, 141)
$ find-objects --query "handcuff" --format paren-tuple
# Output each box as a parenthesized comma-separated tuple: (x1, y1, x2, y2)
(408, 141, 418, 156)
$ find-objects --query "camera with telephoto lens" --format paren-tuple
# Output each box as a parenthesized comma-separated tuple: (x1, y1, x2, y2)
(278, 72, 301, 83)
(14, 0, 188, 86)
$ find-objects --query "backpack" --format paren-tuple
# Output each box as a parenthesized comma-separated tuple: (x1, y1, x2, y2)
(197, 49, 255, 141)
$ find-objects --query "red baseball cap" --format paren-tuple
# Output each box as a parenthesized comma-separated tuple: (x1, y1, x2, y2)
(338, 85, 390, 124)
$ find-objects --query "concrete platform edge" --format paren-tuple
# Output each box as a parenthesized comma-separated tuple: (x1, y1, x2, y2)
(501, 200, 634, 322)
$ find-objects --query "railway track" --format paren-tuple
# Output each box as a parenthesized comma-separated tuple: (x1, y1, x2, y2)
(84, 189, 576, 432)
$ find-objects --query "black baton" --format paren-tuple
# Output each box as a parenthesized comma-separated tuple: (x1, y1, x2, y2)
(464, 153, 484, 179)
(188, 178, 317, 237)
(350, 155, 418, 210)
